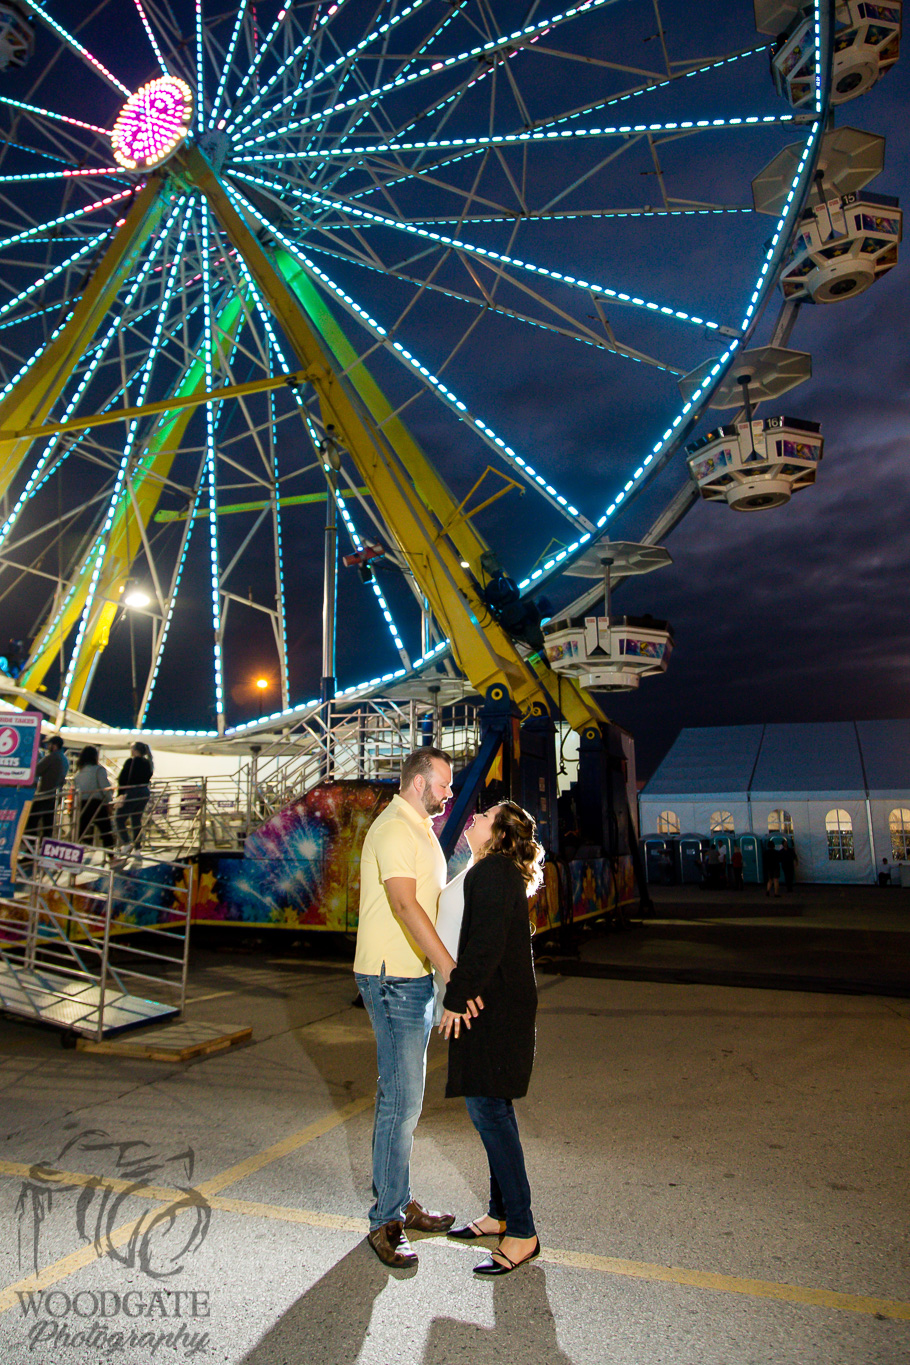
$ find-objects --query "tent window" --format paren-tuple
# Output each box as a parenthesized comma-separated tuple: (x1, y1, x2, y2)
(826, 809, 854, 861)
(709, 810, 734, 833)
(768, 809, 793, 835)
(657, 811, 680, 836)
(889, 808, 910, 861)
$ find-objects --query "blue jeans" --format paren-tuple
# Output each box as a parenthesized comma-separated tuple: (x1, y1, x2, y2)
(355, 970, 434, 1230)
(465, 1096, 536, 1239)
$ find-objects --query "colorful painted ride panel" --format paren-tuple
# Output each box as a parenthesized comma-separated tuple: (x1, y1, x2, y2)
(103, 782, 636, 933)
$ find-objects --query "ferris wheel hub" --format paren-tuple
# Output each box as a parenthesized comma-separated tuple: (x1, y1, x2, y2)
(111, 77, 194, 172)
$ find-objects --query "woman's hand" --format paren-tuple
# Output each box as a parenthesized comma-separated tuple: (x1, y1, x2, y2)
(438, 1008, 474, 1040)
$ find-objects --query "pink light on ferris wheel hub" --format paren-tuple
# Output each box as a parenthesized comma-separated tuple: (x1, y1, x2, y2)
(111, 77, 194, 171)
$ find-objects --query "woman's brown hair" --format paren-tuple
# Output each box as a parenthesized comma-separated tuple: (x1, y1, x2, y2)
(484, 800, 544, 894)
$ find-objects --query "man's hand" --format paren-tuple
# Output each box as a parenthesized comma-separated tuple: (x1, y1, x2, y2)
(384, 876, 455, 978)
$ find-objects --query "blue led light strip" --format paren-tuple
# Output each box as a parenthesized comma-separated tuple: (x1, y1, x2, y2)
(226, 257, 294, 702)
(321, 113, 797, 160)
(0, 189, 133, 257)
(301, 238, 680, 375)
(231, 0, 624, 143)
(140, 284, 231, 725)
(513, 2, 829, 595)
(0, 235, 104, 325)
(0, 237, 186, 560)
(298, 0, 467, 202)
(210, 0, 249, 126)
(226, 0, 303, 118)
(199, 200, 226, 729)
(195, 0, 206, 132)
(331, 207, 752, 227)
(233, 169, 724, 335)
(228, 0, 433, 137)
(315, 44, 769, 204)
(55, 204, 189, 714)
(225, 182, 586, 526)
(27, 6, 132, 98)
(231, 251, 410, 666)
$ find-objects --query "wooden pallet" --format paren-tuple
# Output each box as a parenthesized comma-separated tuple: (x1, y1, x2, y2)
(77, 1019, 252, 1061)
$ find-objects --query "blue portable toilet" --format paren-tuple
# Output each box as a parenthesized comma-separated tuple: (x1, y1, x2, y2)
(642, 837, 666, 885)
(678, 834, 707, 885)
(738, 834, 763, 884)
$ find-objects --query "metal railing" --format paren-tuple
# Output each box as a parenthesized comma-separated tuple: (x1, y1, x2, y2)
(52, 700, 482, 856)
(0, 838, 193, 1041)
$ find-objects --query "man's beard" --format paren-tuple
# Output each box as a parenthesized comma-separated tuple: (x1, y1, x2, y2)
(422, 791, 446, 816)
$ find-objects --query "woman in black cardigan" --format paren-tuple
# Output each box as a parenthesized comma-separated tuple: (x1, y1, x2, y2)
(440, 800, 544, 1276)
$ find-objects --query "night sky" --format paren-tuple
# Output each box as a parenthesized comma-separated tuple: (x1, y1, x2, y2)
(0, 3, 906, 770)
(603, 71, 910, 778)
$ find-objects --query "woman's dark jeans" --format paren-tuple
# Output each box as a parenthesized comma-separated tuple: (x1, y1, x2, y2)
(464, 1095, 535, 1239)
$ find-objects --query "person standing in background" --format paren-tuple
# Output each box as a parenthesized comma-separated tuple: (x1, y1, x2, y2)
(116, 742, 154, 848)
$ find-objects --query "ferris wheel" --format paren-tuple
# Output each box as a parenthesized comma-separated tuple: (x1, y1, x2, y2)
(0, 0, 895, 737)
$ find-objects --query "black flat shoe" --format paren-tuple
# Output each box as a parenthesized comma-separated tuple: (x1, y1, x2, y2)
(473, 1237, 541, 1275)
(449, 1219, 506, 1241)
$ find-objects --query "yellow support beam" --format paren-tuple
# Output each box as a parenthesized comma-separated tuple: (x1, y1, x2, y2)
(21, 291, 251, 708)
(186, 146, 545, 712)
(273, 249, 493, 576)
(0, 177, 168, 500)
(0, 368, 309, 444)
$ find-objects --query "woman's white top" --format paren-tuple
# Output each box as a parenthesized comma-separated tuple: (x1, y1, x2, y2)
(433, 862, 472, 1024)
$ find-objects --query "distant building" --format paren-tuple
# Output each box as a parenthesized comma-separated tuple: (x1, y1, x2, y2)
(639, 721, 910, 885)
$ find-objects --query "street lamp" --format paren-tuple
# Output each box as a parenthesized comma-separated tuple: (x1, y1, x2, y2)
(255, 676, 268, 718)
(121, 579, 151, 723)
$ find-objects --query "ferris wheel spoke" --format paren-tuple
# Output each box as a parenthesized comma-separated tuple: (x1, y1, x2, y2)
(0, 190, 133, 257)
(226, 0, 431, 139)
(0, 93, 111, 141)
(305, 239, 683, 376)
(232, 0, 622, 145)
(0, 235, 105, 320)
(246, 176, 729, 336)
(25, 200, 188, 704)
(222, 0, 305, 124)
(28, 5, 132, 99)
(325, 110, 799, 160)
(226, 183, 590, 533)
(197, 200, 226, 732)
(231, 250, 409, 669)
(210, 0, 250, 127)
(132, 0, 170, 75)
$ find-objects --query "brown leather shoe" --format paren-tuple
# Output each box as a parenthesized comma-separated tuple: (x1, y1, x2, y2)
(367, 1220, 418, 1268)
(403, 1198, 455, 1233)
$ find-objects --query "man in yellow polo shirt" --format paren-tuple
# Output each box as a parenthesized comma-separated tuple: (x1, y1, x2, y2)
(355, 746, 479, 1268)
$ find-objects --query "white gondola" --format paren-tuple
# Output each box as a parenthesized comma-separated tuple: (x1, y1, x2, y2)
(686, 417, 823, 512)
(755, 0, 901, 107)
(680, 347, 822, 511)
(543, 541, 673, 690)
(0, 1, 33, 71)
(754, 127, 901, 303)
(779, 190, 901, 302)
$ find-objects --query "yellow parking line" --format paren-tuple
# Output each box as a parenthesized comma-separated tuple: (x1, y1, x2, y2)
(2, 1159, 909, 1320)
(540, 1246, 910, 1320)
(4, 1047, 910, 1325)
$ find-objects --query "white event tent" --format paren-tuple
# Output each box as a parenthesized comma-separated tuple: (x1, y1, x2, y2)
(639, 721, 910, 885)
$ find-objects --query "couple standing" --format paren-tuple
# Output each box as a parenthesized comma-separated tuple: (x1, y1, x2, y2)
(354, 746, 543, 1276)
